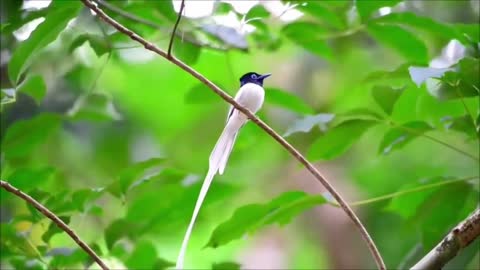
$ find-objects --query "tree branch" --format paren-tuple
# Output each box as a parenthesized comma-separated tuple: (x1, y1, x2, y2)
(411, 208, 480, 270)
(168, 0, 185, 57)
(79, 1, 386, 269)
(0, 180, 109, 270)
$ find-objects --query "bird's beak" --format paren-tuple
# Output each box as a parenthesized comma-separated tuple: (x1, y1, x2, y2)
(259, 73, 272, 80)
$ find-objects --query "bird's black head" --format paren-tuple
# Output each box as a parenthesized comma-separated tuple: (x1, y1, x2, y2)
(239, 72, 271, 87)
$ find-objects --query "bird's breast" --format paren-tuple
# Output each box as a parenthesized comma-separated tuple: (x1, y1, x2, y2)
(236, 83, 265, 113)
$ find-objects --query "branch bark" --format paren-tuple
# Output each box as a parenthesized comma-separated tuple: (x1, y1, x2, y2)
(167, 0, 185, 57)
(411, 208, 480, 270)
(79, 1, 386, 269)
(0, 180, 109, 270)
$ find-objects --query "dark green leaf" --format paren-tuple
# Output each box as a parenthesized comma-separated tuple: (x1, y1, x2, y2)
(443, 115, 477, 139)
(434, 57, 480, 100)
(105, 219, 139, 250)
(153, 257, 175, 270)
(206, 191, 326, 248)
(67, 93, 121, 122)
(378, 121, 433, 155)
(185, 82, 224, 104)
(125, 240, 158, 270)
(367, 23, 428, 64)
(49, 248, 88, 269)
(152, 1, 177, 22)
(356, 0, 403, 21)
(173, 39, 201, 65)
(265, 87, 314, 114)
(16, 74, 46, 104)
(108, 158, 164, 197)
(283, 113, 335, 137)
(69, 34, 110, 57)
(2, 113, 62, 159)
(8, 2, 82, 85)
(42, 216, 71, 243)
(371, 85, 405, 115)
(212, 262, 241, 270)
(308, 120, 377, 160)
(7, 167, 55, 192)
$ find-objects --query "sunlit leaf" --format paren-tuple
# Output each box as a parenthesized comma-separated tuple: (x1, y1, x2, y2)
(378, 121, 433, 155)
(283, 113, 335, 137)
(371, 85, 405, 115)
(356, 0, 403, 21)
(42, 216, 70, 243)
(16, 74, 46, 104)
(297, 2, 345, 29)
(2, 113, 62, 159)
(184, 82, 224, 104)
(8, 2, 82, 85)
(206, 191, 326, 248)
(265, 87, 314, 114)
(173, 39, 202, 65)
(367, 23, 428, 64)
(125, 240, 159, 270)
(308, 119, 377, 160)
(245, 5, 270, 20)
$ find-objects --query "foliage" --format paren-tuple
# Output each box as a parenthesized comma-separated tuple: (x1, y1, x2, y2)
(1, 0, 478, 269)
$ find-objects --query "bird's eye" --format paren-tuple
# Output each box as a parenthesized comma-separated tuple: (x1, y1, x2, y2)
(251, 74, 257, 79)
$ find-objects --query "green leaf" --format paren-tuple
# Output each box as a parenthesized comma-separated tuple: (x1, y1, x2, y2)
(297, 2, 345, 29)
(378, 121, 433, 155)
(184, 82, 224, 104)
(7, 167, 55, 192)
(435, 57, 480, 100)
(206, 191, 326, 248)
(67, 93, 122, 122)
(281, 22, 332, 59)
(69, 34, 110, 57)
(8, 2, 82, 85)
(367, 23, 428, 64)
(265, 87, 314, 114)
(356, 0, 403, 21)
(42, 216, 70, 243)
(105, 219, 139, 250)
(108, 158, 165, 197)
(443, 115, 477, 139)
(212, 262, 241, 270)
(173, 38, 201, 65)
(125, 240, 158, 270)
(1, 88, 16, 105)
(245, 5, 270, 20)
(1, 113, 62, 159)
(283, 113, 335, 137)
(308, 120, 377, 161)
(371, 85, 405, 115)
(16, 75, 46, 104)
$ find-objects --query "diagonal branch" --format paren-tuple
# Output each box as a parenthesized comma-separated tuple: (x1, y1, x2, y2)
(411, 208, 480, 270)
(0, 180, 109, 270)
(79, 1, 386, 269)
(168, 0, 185, 57)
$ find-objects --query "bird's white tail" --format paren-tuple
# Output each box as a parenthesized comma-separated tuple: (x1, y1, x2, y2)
(176, 121, 238, 269)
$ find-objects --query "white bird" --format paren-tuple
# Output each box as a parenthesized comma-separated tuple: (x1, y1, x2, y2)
(176, 72, 271, 269)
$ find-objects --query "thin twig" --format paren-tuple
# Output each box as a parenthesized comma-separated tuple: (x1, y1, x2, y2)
(168, 0, 185, 57)
(0, 180, 109, 270)
(79, 1, 386, 269)
(411, 208, 480, 270)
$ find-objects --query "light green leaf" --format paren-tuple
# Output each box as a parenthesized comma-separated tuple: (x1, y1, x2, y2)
(308, 119, 377, 160)
(42, 216, 70, 243)
(281, 21, 332, 59)
(173, 39, 201, 65)
(245, 5, 270, 20)
(7, 167, 55, 192)
(378, 121, 433, 155)
(283, 113, 335, 137)
(206, 191, 326, 248)
(367, 23, 428, 64)
(356, 0, 403, 21)
(265, 87, 314, 114)
(16, 75, 46, 104)
(125, 240, 159, 270)
(8, 2, 81, 85)
(297, 2, 345, 29)
(371, 85, 405, 115)
(1, 113, 62, 159)
(108, 158, 165, 197)
(184, 82, 224, 104)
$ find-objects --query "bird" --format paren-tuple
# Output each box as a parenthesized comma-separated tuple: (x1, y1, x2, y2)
(176, 72, 271, 269)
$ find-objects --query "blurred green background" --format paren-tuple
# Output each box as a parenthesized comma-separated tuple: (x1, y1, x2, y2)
(1, 0, 479, 269)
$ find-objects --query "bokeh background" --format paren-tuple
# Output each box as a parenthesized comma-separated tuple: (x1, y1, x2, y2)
(1, 0, 479, 269)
